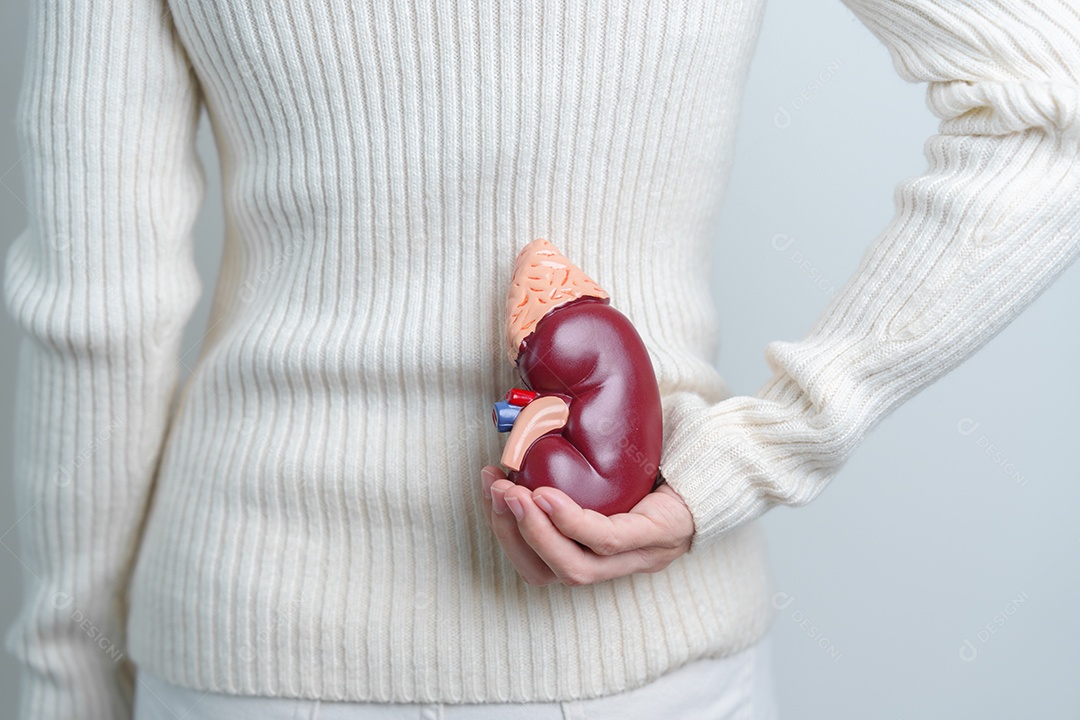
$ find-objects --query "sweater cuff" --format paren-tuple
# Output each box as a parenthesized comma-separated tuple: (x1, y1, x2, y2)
(658, 371, 850, 555)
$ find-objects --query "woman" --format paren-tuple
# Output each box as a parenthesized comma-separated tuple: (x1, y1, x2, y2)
(4, 0, 1077, 718)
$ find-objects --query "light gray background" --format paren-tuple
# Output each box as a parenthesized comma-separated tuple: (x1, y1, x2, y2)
(1, 0, 1077, 717)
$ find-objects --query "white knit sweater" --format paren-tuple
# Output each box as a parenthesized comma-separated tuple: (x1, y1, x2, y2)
(4, 0, 1078, 717)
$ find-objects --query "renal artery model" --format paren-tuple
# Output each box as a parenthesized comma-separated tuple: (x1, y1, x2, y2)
(491, 239, 663, 516)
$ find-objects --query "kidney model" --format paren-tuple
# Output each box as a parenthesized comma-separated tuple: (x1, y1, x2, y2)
(491, 238, 664, 516)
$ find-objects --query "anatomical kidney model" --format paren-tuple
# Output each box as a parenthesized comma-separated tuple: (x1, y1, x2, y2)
(491, 238, 664, 516)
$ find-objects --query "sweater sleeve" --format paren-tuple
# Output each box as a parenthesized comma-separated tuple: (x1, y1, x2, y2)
(659, 0, 1080, 555)
(2, 1, 205, 718)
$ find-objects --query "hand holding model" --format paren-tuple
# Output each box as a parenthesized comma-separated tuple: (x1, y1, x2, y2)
(482, 239, 694, 586)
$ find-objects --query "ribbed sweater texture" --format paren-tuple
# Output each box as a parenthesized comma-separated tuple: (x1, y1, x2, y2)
(3, 0, 1078, 717)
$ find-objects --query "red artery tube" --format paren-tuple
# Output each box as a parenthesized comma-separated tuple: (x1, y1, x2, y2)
(505, 387, 538, 406)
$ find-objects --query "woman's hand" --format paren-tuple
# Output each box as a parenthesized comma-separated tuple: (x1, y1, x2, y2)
(480, 465, 695, 586)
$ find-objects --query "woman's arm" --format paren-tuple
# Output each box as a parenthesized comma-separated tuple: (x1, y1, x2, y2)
(659, 0, 1080, 554)
(2, 1, 205, 717)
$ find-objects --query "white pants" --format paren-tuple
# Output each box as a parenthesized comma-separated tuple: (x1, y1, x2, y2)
(134, 632, 778, 720)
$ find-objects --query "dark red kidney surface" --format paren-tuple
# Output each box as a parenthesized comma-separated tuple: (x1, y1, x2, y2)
(508, 295, 663, 516)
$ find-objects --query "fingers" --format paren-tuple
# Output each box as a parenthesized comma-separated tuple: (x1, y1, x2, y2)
(530, 486, 671, 555)
(481, 466, 557, 586)
(480, 466, 691, 587)
(506, 486, 653, 586)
